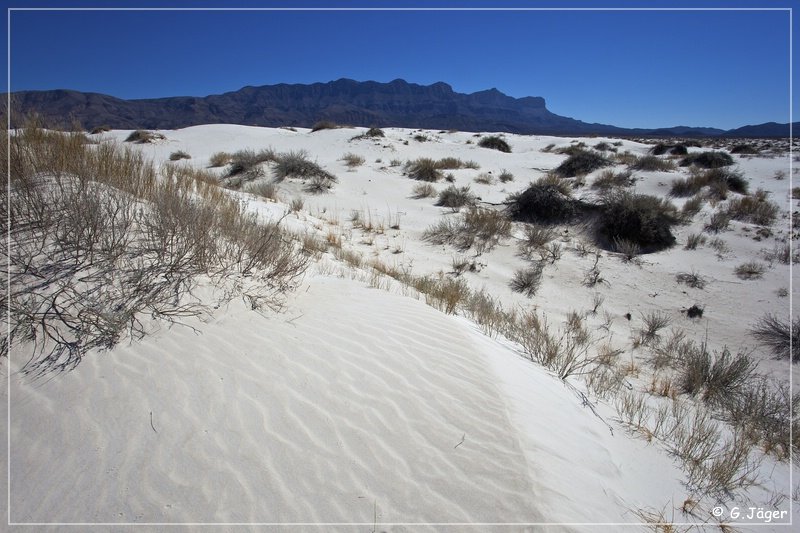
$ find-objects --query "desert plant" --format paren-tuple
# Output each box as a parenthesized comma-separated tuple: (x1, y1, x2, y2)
(554, 150, 611, 177)
(246, 181, 277, 199)
(680, 151, 734, 169)
(676, 269, 706, 289)
(684, 232, 706, 250)
(90, 125, 111, 134)
(341, 152, 365, 168)
(598, 192, 680, 252)
(436, 185, 476, 210)
(478, 135, 511, 153)
(680, 195, 704, 220)
(677, 345, 757, 409)
(631, 155, 676, 172)
(638, 311, 671, 346)
(498, 169, 514, 183)
(169, 150, 191, 161)
(750, 314, 800, 362)
(410, 182, 437, 199)
(474, 172, 495, 185)
(423, 207, 511, 253)
(208, 151, 231, 167)
(124, 129, 165, 143)
(591, 169, 635, 192)
(406, 158, 443, 182)
(730, 144, 758, 155)
(507, 178, 578, 224)
(734, 261, 766, 280)
(704, 210, 731, 233)
(725, 192, 779, 226)
(612, 237, 640, 261)
(510, 263, 545, 297)
(274, 150, 335, 183)
(311, 120, 338, 132)
(519, 224, 556, 255)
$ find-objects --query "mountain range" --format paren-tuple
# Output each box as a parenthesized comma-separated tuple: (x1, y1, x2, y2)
(7, 78, 795, 137)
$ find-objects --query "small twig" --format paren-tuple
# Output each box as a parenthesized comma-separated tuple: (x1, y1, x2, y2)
(454, 433, 466, 449)
(150, 411, 158, 433)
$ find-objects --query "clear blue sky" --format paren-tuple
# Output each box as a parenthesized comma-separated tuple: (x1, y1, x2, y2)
(3, 0, 796, 130)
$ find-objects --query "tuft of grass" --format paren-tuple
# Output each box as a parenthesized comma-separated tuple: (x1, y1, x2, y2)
(591, 169, 635, 192)
(423, 207, 511, 254)
(410, 182, 437, 199)
(734, 261, 766, 280)
(246, 181, 277, 200)
(612, 237, 640, 262)
(631, 154, 676, 172)
(125, 130, 165, 143)
(169, 150, 191, 161)
(554, 150, 611, 177)
(638, 311, 671, 346)
(208, 151, 231, 167)
(498, 169, 514, 183)
(680, 151, 734, 168)
(676, 269, 706, 289)
(435, 185, 476, 210)
(478, 135, 511, 153)
(405, 158, 443, 182)
(473, 172, 495, 185)
(684, 232, 706, 250)
(725, 190, 779, 226)
(509, 263, 545, 297)
(341, 152, 365, 168)
(677, 345, 757, 409)
(750, 314, 800, 362)
(519, 224, 556, 255)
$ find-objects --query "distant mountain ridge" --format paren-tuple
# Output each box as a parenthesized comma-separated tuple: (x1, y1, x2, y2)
(7, 78, 794, 137)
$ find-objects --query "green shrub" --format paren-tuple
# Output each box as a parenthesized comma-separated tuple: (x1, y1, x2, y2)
(598, 192, 680, 252)
(554, 150, 611, 177)
(478, 135, 511, 153)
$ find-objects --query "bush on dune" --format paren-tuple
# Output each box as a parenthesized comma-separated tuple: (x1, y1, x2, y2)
(598, 191, 680, 252)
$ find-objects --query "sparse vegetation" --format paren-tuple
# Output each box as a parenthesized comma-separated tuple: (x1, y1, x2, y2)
(169, 150, 191, 161)
(554, 150, 611, 177)
(750, 314, 800, 362)
(510, 263, 545, 297)
(410, 182, 437, 199)
(125, 130, 165, 143)
(631, 155, 676, 172)
(209, 151, 231, 167)
(435, 185, 476, 210)
(725, 190, 779, 226)
(423, 207, 511, 253)
(341, 152, 366, 168)
(405, 158, 443, 182)
(734, 261, 766, 280)
(598, 192, 680, 252)
(680, 151, 734, 169)
(311, 120, 339, 132)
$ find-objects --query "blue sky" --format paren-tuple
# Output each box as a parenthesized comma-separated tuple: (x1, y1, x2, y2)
(3, 0, 796, 130)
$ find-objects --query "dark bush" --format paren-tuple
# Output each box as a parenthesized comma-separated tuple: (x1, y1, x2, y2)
(507, 182, 578, 224)
(750, 314, 800, 362)
(649, 143, 670, 156)
(598, 192, 680, 252)
(680, 151, 734, 169)
(311, 120, 338, 132)
(687, 304, 704, 319)
(478, 136, 511, 153)
(365, 127, 385, 137)
(730, 144, 758, 155)
(90, 125, 111, 134)
(670, 144, 688, 155)
(554, 150, 611, 177)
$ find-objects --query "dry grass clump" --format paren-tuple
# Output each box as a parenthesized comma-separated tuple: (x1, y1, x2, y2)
(630, 154, 676, 172)
(410, 182, 437, 199)
(734, 261, 766, 280)
(246, 181, 278, 200)
(423, 207, 511, 253)
(208, 151, 231, 167)
(676, 269, 706, 289)
(310, 120, 339, 132)
(670, 167, 748, 197)
(684, 232, 706, 250)
(351, 127, 385, 140)
(498, 169, 514, 183)
(435, 185, 476, 210)
(638, 311, 671, 346)
(519, 224, 556, 255)
(509, 263, 545, 297)
(473, 172, 495, 185)
(6, 123, 308, 374)
(341, 152, 366, 168)
(223, 148, 277, 188)
(725, 190, 779, 226)
(477, 135, 511, 153)
(169, 150, 191, 161)
(509, 310, 594, 379)
(554, 150, 611, 177)
(750, 313, 799, 362)
(274, 150, 336, 183)
(591, 169, 635, 192)
(90, 125, 111, 134)
(405, 158, 443, 182)
(677, 345, 757, 409)
(124, 129, 166, 143)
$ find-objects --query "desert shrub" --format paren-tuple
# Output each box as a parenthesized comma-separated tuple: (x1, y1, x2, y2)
(341, 152, 366, 168)
(554, 150, 611, 177)
(670, 168, 747, 197)
(208, 151, 231, 167)
(125, 130, 165, 143)
(677, 346, 757, 409)
(725, 192, 779, 226)
(510, 310, 594, 379)
(434, 157, 466, 169)
(435, 185, 476, 210)
(591, 169, 635, 192)
(707, 168, 748, 194)
(734, 261, 766, 280)
(631, 155, 676, 172)
(169, 150, 191, 161)
(274, 150, 334, 182)
(406, 158, 443, 182)
(423, 207, 511, 253)
(680, 195, 704, 220)
(730, 144, 758, 155)
(684, 232, 706, 250)
(676, 270, 706, 289)
(612, 237, 640, 261)
(424, 277, 471, 315)
(90, 125, 111, 134)
(311, 120, 338, 132)
(680, 151, 734, 168)
(649, 143, 670, 155)
(638, 311, 671, 346)
(246, 181, 277, 199)
(498, 169, 514, 183)
(597, 192, 680, 252)
(704, 210, 730, 233)
(670, 144, 688, 155)
(750, 314, 800, 362)
(304, 174, 334, 194)
(519, 224, 556, 254)
(686, 305, 704, 319)
(410, 182, 437, 199)
(478, 135, 511, 153)
(507, 179, 578, 224)
(510, 263, 545, 297)
(474, 172, 495, 185)
(594, 142, 611, 151)
(225, 149, 277, 187)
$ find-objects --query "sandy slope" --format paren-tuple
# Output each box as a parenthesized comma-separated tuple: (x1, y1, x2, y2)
(5, 124, 798, 530)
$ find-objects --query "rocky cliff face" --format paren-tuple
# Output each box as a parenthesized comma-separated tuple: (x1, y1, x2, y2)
(7, 78, 789, 136)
